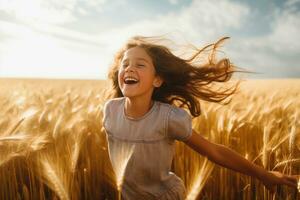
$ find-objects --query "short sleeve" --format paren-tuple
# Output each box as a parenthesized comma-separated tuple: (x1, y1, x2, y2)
(167, 106, 192, 141)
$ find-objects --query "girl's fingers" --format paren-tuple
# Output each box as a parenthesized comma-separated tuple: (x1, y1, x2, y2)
(284, 178, 297, 188)
(285, 175, 298, 183)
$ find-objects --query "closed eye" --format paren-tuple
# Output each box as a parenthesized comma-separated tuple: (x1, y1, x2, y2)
(121, 64, 145, 68)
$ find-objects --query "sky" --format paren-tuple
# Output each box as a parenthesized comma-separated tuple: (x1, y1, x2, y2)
(0, 0, 299, 80)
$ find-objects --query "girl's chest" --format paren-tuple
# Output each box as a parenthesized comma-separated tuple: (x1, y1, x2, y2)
(105, 112, 167, 142)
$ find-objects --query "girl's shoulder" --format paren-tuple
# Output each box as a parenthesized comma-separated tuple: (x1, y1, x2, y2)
(103, 97, 124, 108)
(156, 101, 188, 114)
(156, 101, 192, 141)
(102, 97, 124, 126)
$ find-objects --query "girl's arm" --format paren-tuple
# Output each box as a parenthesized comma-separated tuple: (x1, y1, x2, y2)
(184, 129, 299, 193)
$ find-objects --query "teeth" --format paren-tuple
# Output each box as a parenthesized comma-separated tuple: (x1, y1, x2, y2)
(125, 77, 138, 81)
(124, 77, 138, 83)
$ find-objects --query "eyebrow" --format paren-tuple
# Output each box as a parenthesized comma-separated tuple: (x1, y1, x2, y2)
(122, 57, 150, 64)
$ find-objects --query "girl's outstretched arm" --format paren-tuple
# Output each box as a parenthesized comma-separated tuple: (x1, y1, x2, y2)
(184, 129, 300, 193)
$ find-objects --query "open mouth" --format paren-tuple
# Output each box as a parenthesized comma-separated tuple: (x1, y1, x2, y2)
(124, 77, 139, 85)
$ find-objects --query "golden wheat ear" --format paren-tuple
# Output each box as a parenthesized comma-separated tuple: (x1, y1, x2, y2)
(0, 133, 29, 142)
(4, 118, 25, 135)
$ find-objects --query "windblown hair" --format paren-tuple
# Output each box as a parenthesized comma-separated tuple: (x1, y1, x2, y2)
(103, 35, 254, 118)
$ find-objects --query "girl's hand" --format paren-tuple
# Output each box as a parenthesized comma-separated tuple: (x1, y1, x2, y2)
(261, 170, 300, 193)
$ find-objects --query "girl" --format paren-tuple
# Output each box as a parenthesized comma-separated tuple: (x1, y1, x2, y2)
(102, 35, 299, 199)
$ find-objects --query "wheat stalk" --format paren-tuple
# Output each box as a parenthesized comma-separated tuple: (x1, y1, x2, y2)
(40, 158, 70, 200)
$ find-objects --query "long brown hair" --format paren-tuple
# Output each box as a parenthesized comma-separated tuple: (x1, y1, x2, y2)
(103, 35, 255, 118)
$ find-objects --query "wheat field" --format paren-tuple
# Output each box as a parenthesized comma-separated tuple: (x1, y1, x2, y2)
(0, 78, 299, 200)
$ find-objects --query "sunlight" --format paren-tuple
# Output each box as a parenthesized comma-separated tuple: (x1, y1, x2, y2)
(0, 0, 73, 24)
(186, 158, 215, 200)
(1, 32, 64, 75)
(0, 20, 108, 79)
(108, 140, 136, 199)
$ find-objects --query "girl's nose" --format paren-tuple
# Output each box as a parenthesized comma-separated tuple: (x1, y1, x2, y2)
(125, 65, 134, 72)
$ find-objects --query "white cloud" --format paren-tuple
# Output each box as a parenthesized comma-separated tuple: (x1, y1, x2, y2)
(0, 20, 109, 79)
(0, 20, 106, 48)
(1, 0, 299, 79)
(268, 2, 300, 53)
(168, 0, 179, 5)
(95, 0, 298, 78)
(94, 0, 250, 55)
(0, 0, 109, 24)
(10, 0, 249, 79)
(285, 0, 300, 7)
(0, 32, 106, 79)
(80, 0, 250, 79)
(221, 0, 300, 78)
(0, 0, 75, 24)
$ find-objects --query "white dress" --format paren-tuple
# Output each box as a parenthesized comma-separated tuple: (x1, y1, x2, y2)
(102, 97, 192, 200)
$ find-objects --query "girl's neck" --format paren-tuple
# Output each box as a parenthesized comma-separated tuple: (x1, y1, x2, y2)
(124, 97, 154, 119)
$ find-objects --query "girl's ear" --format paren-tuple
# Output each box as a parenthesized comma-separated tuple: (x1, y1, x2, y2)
(153, 75, 164, 88)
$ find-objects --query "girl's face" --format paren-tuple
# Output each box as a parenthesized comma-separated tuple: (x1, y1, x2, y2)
(118, 46, 163, 100)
